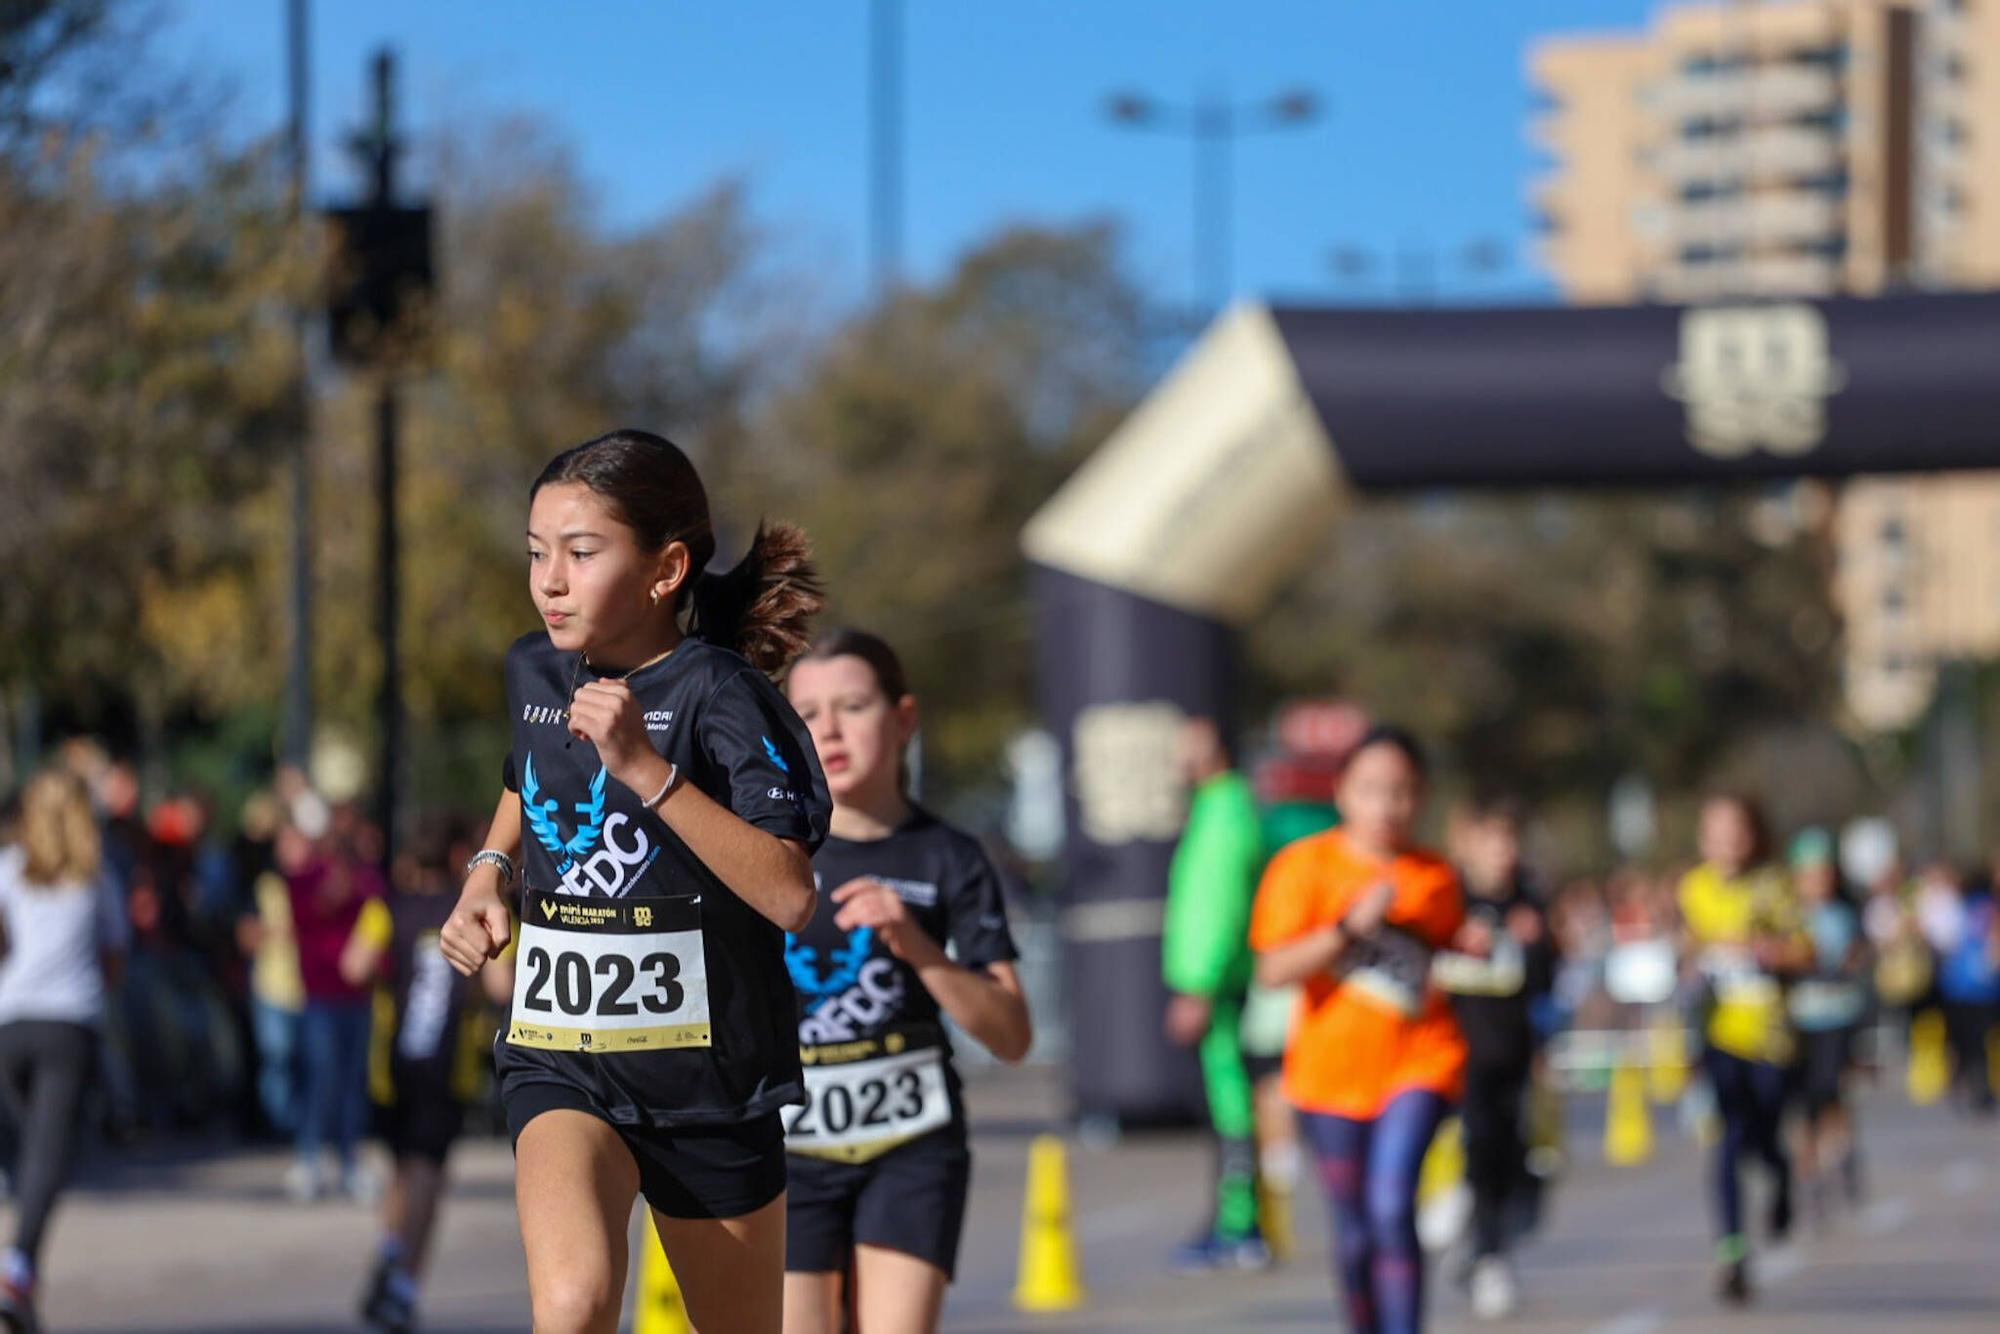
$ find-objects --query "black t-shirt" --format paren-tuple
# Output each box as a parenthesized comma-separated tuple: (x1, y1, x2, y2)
(1435, 876, 1555, 1070)
(786, 806, 1018, 1141)
(381, 890, 473, 1096)
(496, 632, 831, 1128)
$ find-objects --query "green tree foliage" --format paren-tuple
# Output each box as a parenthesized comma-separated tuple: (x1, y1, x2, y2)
(1250, 489, 1846, 858)
(739, 222, 1147, 792)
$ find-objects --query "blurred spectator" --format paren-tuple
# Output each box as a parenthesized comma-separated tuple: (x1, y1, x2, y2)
(286, 804, 387, 1202)
(1863, 862, 1931, 1032)
(1935, 867, 1999, 1117)
(0, 767, 129, 1332)
(238, 806, 309, 1139)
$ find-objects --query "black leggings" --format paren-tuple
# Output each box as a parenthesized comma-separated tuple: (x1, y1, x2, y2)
(0, 1020, 98, 1265)
(1460, 1062, 1528, 1260)
(1701, 1047, 1790, 1243)
(1942, 1001, 1997, 1111)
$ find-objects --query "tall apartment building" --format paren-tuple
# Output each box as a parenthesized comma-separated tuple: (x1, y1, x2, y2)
(1530, 0, 2000, 732)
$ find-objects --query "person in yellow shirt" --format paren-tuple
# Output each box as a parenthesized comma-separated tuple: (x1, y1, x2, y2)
(1678, 793, 1807, 1307)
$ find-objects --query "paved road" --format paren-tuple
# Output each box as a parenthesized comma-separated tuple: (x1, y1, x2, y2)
(15, 1068, 1998, 1330)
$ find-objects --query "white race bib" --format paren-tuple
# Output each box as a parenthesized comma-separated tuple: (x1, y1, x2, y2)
(1341, 926, 1435, 1018)
(1701, 946, 1779, 1007)
(507, 890, 711, 1053)
(1433, 938, 1526, 997)
(784, 1043, 951, 1162)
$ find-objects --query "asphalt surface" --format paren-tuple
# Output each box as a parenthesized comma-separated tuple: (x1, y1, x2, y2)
(13, 1066, 1997, 1331)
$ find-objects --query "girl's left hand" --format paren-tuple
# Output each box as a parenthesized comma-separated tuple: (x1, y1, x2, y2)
(831, 878, 927, 960)
(567, 680, 655, 787)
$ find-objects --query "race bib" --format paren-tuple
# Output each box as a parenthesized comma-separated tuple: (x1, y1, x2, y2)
(1701, 945, 1780, 1007)
(1789, 978, 1865, 1028)
(1342, 926, 1435, 1018)
(1433, 937, 1526, 997)
(785, 1030, 951, 1162)
(507, 889, 711, 1053)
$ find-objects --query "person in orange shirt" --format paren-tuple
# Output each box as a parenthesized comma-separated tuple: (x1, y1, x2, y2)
(1252, 726, 1466, 1334)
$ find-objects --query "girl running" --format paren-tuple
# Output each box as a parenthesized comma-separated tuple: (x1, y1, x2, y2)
(1252, 725, 1466, 1334)
(438, 428, 831, 1334)
(1784, 828, 1867, 1221)
(1677, 792, 1805, 1305)
(0, 768, 130, 1334)
(779, 629, 1031, 1334)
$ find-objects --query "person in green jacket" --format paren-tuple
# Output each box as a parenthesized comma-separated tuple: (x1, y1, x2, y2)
(1162, 717, 1273, 1271)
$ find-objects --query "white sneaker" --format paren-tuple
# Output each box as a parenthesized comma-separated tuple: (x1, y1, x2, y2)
(342, 1163, 384, 1205)
(283, 1159, 324, 1204)
(1470, 1256, 1518, 1320)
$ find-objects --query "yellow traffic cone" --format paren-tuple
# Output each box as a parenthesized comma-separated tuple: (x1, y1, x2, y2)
(1418, 1116, 1464, 1207)
(634, 1212, 691, 1334)
(1012, 1134, 1086, 1313)
(1647, 1020, 1688, 1105)
(1604, 1061, 1653, 1166)
(1257, 1174, 1296, 1264)
(1908, 1008, 1949, 1107)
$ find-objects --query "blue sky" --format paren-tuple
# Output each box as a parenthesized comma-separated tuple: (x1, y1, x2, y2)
(163, 1, 1660, 311)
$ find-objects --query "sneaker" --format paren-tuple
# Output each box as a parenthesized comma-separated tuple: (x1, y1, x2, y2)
(361, 1267, 416, 1334)
(359, 1253, 392, 1323)
(283, 1159, 324, 1204)
(1469, 1257, 1518, 1320)
(0, 1276, 37, 1334)
(342, 1163, 384, 1206)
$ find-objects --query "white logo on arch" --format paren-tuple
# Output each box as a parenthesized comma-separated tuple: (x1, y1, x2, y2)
(1661, 303, 1846, 460)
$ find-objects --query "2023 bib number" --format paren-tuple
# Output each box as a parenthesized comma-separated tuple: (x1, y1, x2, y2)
(793, 1067, 925, 1138)
(506, 894, 711, 1053)
(520, 946, 686, 1018)
(785, 1048, 951, 1158)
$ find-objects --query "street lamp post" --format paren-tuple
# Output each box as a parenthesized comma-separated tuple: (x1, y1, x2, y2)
(1105, 87, 1318, 316)
(282, 0, 314, 770)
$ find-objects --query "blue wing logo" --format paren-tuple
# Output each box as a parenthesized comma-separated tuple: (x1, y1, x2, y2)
(762, 736, 790, 775)
(785, 925, 875, 1008)
(520, 754, 610, 876)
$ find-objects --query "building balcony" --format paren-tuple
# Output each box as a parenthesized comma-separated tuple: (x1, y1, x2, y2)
(1669, 193, 1843, 245)
(1660, 64, 1839, 120)
(1653, 250, 1842, 299)
(1657, 123, 1842, 180)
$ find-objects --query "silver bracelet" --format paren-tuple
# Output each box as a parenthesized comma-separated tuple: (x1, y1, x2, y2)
(465, 849, 516, 884)
(641, 764, 680, 813)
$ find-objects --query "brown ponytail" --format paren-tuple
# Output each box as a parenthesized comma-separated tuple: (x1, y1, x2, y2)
(690, 521, 825, 675)
(532, 430, 825, 675)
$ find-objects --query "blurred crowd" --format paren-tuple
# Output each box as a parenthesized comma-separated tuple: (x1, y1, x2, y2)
(1545, 838, 2000, 1110)
(0, 741, 505, 1198)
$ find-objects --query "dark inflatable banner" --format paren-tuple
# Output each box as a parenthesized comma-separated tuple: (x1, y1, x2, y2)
(1033, 565, 1229, 1122)
(1026, 291, 2000, 1122)
(1273, 291, 2000, 489)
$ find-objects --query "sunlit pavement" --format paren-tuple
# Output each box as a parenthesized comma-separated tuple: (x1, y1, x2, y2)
(17, 1065, 1998, 1331)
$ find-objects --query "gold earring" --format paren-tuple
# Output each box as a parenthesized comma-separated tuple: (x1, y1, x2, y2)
(650, 589, 661, 605)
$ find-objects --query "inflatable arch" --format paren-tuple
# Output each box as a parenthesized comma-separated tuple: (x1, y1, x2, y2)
(1023, 291, 2000, 1119)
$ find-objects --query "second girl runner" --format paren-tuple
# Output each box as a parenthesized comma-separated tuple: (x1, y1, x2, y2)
(780, 629, 1032, 1334)
(1252, 725, 1467, 1334)
(439, 428, 831, 1334)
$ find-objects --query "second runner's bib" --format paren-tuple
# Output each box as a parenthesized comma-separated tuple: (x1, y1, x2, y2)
(508, 888, 711, 1053)
(785, 1024, 952, 1163)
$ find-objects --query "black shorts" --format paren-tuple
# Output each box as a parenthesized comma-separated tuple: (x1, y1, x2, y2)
(383, 1081, 466, 1165)
(504, 1081, 787, 1220)
(785, 1131, 972, 1279)
(1797, 1027, 1853, 1116)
